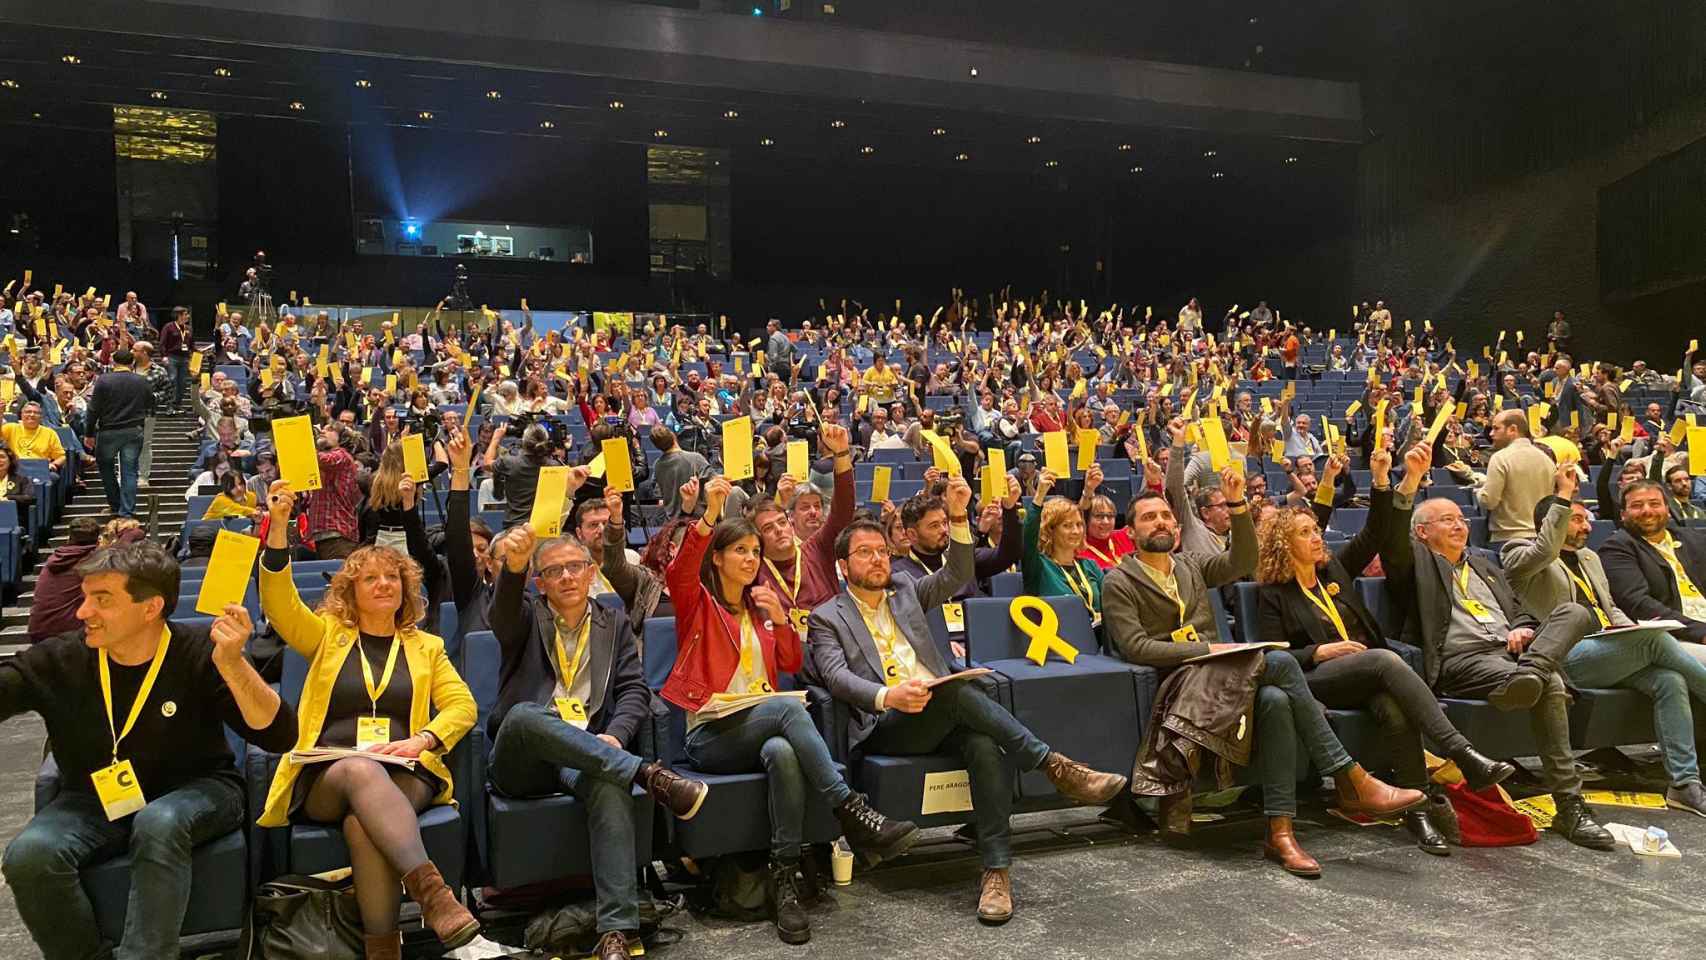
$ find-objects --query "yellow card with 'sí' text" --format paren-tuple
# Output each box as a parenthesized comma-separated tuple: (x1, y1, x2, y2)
(722, 416, 754, 481)
(786, 440, 810, 481)
(196, 530, 261, 616)
(603, 438, 635, 493)
(871, 465, 892, 503)
(1043, 431, 1070, 479)
(273, 415, 322, 492)
(530, 466, 570, 537)
(401, 432, 429, 482)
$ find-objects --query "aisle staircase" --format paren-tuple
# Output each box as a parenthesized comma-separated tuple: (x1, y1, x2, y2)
(0, 409, 204, 651)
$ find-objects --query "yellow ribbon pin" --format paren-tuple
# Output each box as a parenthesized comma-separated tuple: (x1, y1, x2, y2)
(1008, 596, 1080, 666)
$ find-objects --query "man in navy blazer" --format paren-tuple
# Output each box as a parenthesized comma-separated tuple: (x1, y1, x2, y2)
(808, 477, 1127, 925)
(1601, 479, 1706, 652)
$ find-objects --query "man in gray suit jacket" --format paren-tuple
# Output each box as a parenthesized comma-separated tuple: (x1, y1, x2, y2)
(808, 477, 1127, 926)
(1499, 467, 1706, 817)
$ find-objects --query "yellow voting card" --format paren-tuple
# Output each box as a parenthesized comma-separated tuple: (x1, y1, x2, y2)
(196, 530, 261, 616)
(1199, 419, 1231, 471)
(603, 438, 635, 493)
(1690, 428, 1706, 477)
(723, 416, 754, 481)
(1425, 404, 1454, 445)
(872, 465, 892, 503)
(1077, 428, 1100, 472)
(402, 432, 428, 482)
(385, 374, 397, 395)
(273, 415, 321, 492)
(1043, 431, 1070, 478)
(189, 352, 202, 374)
(984, 448, 1007, 503)
(787, 440, 810, 480)
(924, 430, 961, 476)
(530, 466, 569, 537)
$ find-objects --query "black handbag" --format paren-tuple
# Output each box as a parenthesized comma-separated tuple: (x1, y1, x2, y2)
(238, 874, 365, 960)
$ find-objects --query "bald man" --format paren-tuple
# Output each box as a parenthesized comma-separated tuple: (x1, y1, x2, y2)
(1475, 409, 1556, 543)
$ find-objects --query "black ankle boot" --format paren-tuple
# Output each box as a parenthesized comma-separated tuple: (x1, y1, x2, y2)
(1454, 747, 1517, 792)
(1552, 793, 1616, 850)
(1404, 809, 1450, 856)
(834, 793, 919, 866)
(767, 858, 811, 944)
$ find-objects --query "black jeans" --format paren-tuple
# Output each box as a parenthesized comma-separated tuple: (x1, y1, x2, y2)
(1305, 648, 1473, 789)
(861, 680, 1050, 869)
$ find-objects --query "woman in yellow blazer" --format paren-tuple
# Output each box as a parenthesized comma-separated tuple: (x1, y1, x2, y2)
(260, 478, 478, 960)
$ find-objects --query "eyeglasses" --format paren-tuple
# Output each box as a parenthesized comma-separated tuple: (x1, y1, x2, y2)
(847, 547, 889, 563)
(1417, 516, 1467, 528)
(537, 560, 593, 580)
(1090, 513, 1117, 521)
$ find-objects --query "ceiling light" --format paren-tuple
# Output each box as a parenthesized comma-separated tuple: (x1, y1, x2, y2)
(355, 79, 372, 89)
(653, 128, 669, 138)
(1129, 165, 1144, 174)
(61, 54, 80, 65)
(955, 153, 970, 161)
(149, 91, 168, 101)
(288, 100, 305, 111)
(1026, 135, 1042, 144)
(830, 119, 846, 129)
(213, 66, 232, 78)
(930, 127, 947, 136)
(418, 110, 434, 120)
(1285, 155, 1299, 164)
(969, 67, 979, 77)
(860, 145, 875, 155)
(1043, 159, 1059, 168)
(759, 137, 775, 146)
(1117, 143, 1133, 152)
(1248, 16, 1260, 24)
(1211, 171, 1226, 179)
(723, 109, 740, 119)
(1203, 149, 1218, 158)
(0, 79, 16, 90)
(539, 120, 555, 129)
(608, 99, 625, 110)
(486, 90, 502, 100)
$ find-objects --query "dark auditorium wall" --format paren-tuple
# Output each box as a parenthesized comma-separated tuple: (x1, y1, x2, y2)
(0, 107, 118, 259)
(218, 117, 355, 274)
(1348, 0, 1706, 364)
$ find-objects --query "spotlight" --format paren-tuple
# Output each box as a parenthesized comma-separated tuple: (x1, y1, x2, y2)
(213, 66, 232, 78)
(404, 220, 420, 238)
(759, 137, 775, 146)
(61, 54, 80, 65)
(752, 5, 762, 14)
(149, 90, 167, 101)
(1210, 171, 1225, 179)
(418, 110, 434, 120)
(608, 99, 625, 110)
(1203, 149, 1217, 158)
(1285, 155, 1299, 164)
(830, 119, 846, 129)
(1117, 143, 1133, 152)
(0, 79, 16, 90)
(653, 128, 669, 138)
(539, 120, 555, 129)
(723, 109, 740, 119)
(955, 152, 969, 161)
(1044, 159, 1059, 168)
(969, 67, 979, 77)
(931, 127, 947, 136)
(486, 90, 502, 100)
(1026, 135, 1042, 144)
(355, 79, 372, 89)
(860, 145, 875, 155)
(288, 100, 305, 111)
(1129, 165, 1144, 174)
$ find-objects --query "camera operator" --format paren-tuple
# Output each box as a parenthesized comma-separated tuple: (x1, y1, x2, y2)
(486, 420, 560, 529)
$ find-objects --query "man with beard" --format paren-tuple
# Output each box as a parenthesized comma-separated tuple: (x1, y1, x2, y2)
(1102, 468, 1425, 875)
(1501, 466, 1706, 816)
(808, 479, 1128, 924)
(1475, 410, 1556, 544)
(749, 423, 855, 640)
(891, 479, 1023, 606)
(1601, 480, 1706, 652)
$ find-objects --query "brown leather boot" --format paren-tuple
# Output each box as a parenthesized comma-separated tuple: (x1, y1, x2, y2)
(1333, 763, 1428, 818)
(363, 931, 403, 960)
(638, 761, 709, 820)
(400, 861, 480, 948)
(1262, 816, 1321, 877)
(1157, 792, 1193, 840)
(596, 929, 634, 960)
(1040, 752, 1129, 805)
(977, 868, 1013, 925)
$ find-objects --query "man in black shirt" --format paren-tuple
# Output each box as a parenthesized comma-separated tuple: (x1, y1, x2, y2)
(0, 542, 296, 960)
(86, 348, 156, 519)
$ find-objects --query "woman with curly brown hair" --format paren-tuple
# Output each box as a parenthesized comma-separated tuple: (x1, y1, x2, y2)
(256, 480, 478, 960)
(1253, 443, 1513, 857)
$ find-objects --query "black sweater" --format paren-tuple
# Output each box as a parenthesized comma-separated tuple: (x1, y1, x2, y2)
(0, 624, 298, 796)
(86, 369, 156, 433)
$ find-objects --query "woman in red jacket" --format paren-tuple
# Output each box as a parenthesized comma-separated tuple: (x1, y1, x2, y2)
(663, 476, 918, 945)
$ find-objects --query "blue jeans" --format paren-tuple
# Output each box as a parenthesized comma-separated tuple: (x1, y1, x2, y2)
(487, 703, 644, 935)
(168, 357, 187, 411)
(95, 426, 144, 518)
(862, 680, 1049, 869)
(685, 697, 852, 860)
(1566, 631, 1706, 786)
(1255, 650, 1355, 816)
(2, 774, 244, 960)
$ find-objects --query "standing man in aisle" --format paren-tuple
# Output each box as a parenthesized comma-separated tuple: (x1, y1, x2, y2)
(159, 306, 192, 415)
(86, 348, 155, 519)
(0, 541, 297, 960)
(133, 342, 172, 489)
(766, 318, 795, 380)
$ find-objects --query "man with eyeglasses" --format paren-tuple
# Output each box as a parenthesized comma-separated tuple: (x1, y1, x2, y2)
(809, 479, 1128, 925)
(1382, 481, 1614, 848)
(487, 509, 709, 960)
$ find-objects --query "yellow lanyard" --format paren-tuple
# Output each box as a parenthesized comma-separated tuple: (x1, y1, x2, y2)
(735, 611, 765, 680)
(1144, 559, 1189, 626)
(861, 594, 900, 658)
(1299, 581, 1349, 643)
(553, 609, 593, 691)
(1561, 562, 1611, 628)
(1453, 563, 1478, 602)
(1655, 538, 1704, 598)
(1055, 559, 1097, 612)
(356, 634, 403, 718)
(1083, 540, 1118, 566)
(97, 626, 172, 763)
(763, 545, 803, 606)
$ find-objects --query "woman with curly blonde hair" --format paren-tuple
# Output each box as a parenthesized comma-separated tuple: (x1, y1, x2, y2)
(1019, 469, 1104, 629)
(256, 480, 478, 960)
(1253, 444, 1512, 860)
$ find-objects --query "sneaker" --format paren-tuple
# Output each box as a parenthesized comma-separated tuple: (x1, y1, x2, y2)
(1666, 782, 1706, 818)
(834, 793, 919, 866)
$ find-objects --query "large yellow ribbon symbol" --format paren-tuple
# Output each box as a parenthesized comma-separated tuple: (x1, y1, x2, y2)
(1009, 596, 1080, 666)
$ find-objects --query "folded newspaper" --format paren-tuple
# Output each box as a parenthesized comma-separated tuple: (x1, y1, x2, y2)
(289, 747, 417, 769)
(1587, 620, 1685, 641)
(695, 690, 808, 722)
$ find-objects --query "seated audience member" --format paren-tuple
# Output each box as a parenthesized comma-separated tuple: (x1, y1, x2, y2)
(1078, 470, 1135, 570)
(485, 517, 709, 960)
(1, 542, 294, 960)
(3, 401, 66, 472)
(1022, 470, 1105, 630)
(1256, 444, 1515, 853)
(259, 482, 480, 958)
(1103, 467, 1424, 876)
(891, 476, 1022, 602)
(810, 486, 1126, 923)
(1381, 486, 1613, 849)
(662, 476, 918, 944)
(748, 424, 856, 636)
(1502, 468, 1706, 815)
(1600, 479, 1706, 652)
